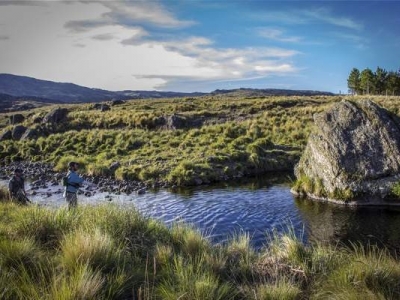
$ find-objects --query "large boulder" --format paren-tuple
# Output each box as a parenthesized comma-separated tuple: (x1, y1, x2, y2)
(0, 129, 12, 141)
(42, 108, 68, 124)
(9, 114, 25, 124)
(110, 99, 125, 106)
(166, 114, 187, 129)
(294, 99, 400, 202)
(12, 125, 27, 140)
(21, 128, 43, 140)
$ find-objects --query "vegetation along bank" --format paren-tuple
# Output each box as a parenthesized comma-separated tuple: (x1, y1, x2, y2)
(1, 95, 400, 188)
(1, 198, 400, 299)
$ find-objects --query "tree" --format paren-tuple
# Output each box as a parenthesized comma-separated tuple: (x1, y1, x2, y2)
(374, 67, 388, 95)
(347, 68, 361, 95)
(360, 68, 375, 95)
(387, 70, 400, 96)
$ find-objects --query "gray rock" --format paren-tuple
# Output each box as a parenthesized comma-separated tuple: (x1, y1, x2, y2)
(32, 115, 43, 123)
(101, 104, 111, 111)
(136, 188, 146, 195)
(110, 99, 125, 106)
(109, 161, 121, 171)
(12, 125, 27, 140)
(166, 114, 187, 129)
(0, 129, 12, 141)
(20, 128, 39, 140)
(9, 114, 25, 124)
(295, 99, 400, 201)
(42, 108, 68, 124)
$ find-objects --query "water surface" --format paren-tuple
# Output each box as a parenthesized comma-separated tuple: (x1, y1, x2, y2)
(2, 175, 400, 251)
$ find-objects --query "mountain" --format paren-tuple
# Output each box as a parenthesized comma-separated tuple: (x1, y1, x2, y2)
(210, 88, 334, 97)
(0, 74, 335, 111)
(0, 74, 127, 103)
(0, 74, 206, 104)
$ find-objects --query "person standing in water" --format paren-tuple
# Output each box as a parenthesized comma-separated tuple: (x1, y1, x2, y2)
(8, 168, 29, 204)
(64, 161, 84, 209)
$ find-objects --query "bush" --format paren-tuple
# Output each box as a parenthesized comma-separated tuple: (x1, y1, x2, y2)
(390, 181, 400, 198)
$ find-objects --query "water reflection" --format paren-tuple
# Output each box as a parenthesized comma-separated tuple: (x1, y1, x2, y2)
(295, 198, 400, 253)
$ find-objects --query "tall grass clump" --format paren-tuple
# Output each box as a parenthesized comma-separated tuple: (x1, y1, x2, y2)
(313, 243, 400, 299)
(14, 206, 79, 249)
(250, 279, 302, 300)
(390, 181, 400, 199)
(170, 222, 212, 257)
(157, 256, 235, 300)
(2, 200, 400, 299)
(0, 187, 9, 202)
(59, 229, 124, 273)
(221, 233, 256, 283)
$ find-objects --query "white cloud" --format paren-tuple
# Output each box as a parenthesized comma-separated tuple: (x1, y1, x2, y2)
(254, 64, 295, 72)
(254, 8, 363, 31)
(0, 0, 46, 6)
(258, 28, 302, 43)
(64, 0, 195, 32)
(101, 1, 195, 28)
(303, 8, 363, 31)
(0, 1, 299, 91)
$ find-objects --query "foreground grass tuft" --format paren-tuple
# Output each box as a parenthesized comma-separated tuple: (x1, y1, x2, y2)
(1, 202, 400, 299)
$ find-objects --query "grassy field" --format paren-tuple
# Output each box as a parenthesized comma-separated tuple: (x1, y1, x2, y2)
(1, 95, 400, 186)
(0, 95, 333, 185)
(0, 196, 399, 299)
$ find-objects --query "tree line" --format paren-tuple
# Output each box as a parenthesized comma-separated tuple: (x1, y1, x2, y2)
(347, 67, 400, 95)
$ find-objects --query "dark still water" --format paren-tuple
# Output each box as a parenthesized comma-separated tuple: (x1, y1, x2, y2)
(132, 180, 305, 249)
(111, 175, 400, 251)
(3, 175, 400, 250)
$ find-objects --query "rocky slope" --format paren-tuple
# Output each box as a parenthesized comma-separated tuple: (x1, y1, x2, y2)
(293, 99, 400, 204)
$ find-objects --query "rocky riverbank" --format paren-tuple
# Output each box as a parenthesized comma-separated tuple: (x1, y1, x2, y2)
(0, 161, 157, 198)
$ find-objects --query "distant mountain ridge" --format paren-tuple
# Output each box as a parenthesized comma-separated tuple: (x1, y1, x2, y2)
(0, 74, 334, 108)
(0, 74, 207, 104)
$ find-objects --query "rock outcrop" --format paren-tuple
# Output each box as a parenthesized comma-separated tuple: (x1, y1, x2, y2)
(9, 114, 25, 124)
(0, 129, 12, 141)
(42, 108, 68, 124)
(294, 99, 400, 203)
(12, 125, 27, 140)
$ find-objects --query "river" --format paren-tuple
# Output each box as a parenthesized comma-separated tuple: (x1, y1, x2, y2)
(2, 175, 400, 251)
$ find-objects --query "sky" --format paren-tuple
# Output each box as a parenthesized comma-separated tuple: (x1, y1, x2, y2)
(0, 1, 399, 93)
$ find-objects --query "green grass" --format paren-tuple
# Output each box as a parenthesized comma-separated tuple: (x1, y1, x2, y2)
(1, 202, 400, 299)
(8, 94, 398, 188)
(0, 95, 340, 186)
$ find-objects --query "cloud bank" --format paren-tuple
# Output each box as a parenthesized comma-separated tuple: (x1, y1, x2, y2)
(0, 1, 367, 92)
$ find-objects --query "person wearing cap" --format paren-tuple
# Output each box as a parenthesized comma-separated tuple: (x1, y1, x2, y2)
(8, 168, 29, 204)
(64, 162, 84, 209)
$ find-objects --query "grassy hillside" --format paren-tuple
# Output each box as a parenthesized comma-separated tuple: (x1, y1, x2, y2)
(1, 95, 399, 186)
(0, 199, 399, 299)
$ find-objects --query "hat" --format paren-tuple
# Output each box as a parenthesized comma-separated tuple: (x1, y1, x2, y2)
(14, 168, 23, 173)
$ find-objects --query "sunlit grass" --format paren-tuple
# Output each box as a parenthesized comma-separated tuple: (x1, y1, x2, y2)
(1, 202, 400, 299)
(0, 95, 343, 185)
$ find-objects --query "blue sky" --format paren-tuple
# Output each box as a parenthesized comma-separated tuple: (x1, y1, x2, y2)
(0, 1, 399, 93)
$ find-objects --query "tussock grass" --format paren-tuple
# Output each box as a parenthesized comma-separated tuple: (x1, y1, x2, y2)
(158, 256, 235, 300)
(250, 279, 302, 300)
(0, 95, 346, 185)
(1, 202, 400, 299)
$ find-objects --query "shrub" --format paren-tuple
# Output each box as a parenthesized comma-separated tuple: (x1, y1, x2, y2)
(390, 181, 400, 198)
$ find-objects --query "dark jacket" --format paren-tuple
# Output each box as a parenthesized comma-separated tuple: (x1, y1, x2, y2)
(8, 175, 24, 195)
